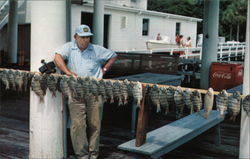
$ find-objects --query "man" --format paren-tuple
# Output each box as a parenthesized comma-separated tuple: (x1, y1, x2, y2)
(54, 24, 117, 159)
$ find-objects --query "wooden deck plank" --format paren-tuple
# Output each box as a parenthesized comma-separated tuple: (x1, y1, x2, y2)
(118, 110, 224, 158)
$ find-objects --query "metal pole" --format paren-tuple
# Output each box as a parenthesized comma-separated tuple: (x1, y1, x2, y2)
(66, 0, 71, 42)
(92, 0, 104, 46)
(7, 0, 18, 64)
(200, 0, 220, 89)
(239, 1, 250, 158)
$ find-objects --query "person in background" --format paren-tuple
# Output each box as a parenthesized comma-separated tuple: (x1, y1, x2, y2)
(175, 33, 180, 45)
(185, 36, 192, 48)
(156, 33, 162, 40)
(54, 24, 117, 159)
(179, 35, 185, 47)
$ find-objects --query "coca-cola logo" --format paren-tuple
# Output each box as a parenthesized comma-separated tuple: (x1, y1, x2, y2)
(212, 72, 232, 79)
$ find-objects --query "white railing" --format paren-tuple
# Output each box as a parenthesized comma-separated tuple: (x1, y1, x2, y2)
(117, 43, 246, 62)
(0, 0, 9, 29)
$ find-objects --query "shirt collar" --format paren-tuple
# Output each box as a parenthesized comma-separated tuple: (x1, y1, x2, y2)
(73, 41, 93, 52)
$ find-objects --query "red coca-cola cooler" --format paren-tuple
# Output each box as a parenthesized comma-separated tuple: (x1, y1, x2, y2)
(209, 62, 243, 91)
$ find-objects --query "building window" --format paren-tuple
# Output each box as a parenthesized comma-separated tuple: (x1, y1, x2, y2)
(131, 0, 136, 2)
(176, 22, 181, 35)
(142, 18, 149, 36)
(121, 16, 127, 29)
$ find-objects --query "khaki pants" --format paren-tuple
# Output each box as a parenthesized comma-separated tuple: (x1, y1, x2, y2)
(68, 95, 103, 159)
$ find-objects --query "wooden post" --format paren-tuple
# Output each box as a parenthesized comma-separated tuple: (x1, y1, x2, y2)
(135, 85, 148, 147)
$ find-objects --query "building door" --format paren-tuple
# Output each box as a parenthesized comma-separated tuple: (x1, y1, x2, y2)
(81, 12, 110, 48)
(18, 24, 30, 68)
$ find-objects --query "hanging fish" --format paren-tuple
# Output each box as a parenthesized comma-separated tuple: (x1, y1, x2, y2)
(89, 77, 99, 100)
(242, 94, 250, 117)
(47, 74, 59, 97)
(14, 70, 24, 91)
(7, 69, 16, 90)
(75, 77, 85, 99)
(174, 86, 185, 119)
(216, 89, 228, 117)
(82, 76, 91, 97)
(113, 80, 123, 106)
(192, 90, 202, 112)
(120, 79, 129, 105)
(149, 84, 161, 113)
(68, 76, 78, 98)
(183, 88, 194, 114)
(166, 86, 176, 111)
(31, 73, 45, 102)
(0, 70, 9, 90)
(203, 88, 214, 119)
(23, 72, 30, 92)
(105, 80, 114, 103)
(40, 73, 48, 95)
(228, 91, 241, 121)
(60, 75, 72, 101)
(98, 79, 107, 102)
(131, 81, 143, 107)
(159, 87, 169, 115)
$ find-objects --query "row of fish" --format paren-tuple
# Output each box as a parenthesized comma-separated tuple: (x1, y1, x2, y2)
(148, 85, 203, 119)
(0, 69, 250, 120)
(0, 69, 143, 105)
(0, 69, 32, 92)
(148, 85, 250, 120)
(216, 90, 250, 120)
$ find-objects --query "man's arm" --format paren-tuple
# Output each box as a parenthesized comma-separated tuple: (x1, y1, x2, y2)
(102, 56, 117, 75)
(54, 53, 77, 76)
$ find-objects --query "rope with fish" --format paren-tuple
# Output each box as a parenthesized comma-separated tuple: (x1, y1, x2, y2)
(0, 68, 249, 120)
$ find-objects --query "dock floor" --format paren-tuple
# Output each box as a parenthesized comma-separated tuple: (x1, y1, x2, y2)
(0, 89, 240, 159)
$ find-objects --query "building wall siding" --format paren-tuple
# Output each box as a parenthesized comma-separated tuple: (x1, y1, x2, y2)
(71, 5, 198, 50)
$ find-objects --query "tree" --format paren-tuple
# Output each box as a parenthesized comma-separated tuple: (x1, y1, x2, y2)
(222, 0, 247, 41)
(148, 0, 247, 42)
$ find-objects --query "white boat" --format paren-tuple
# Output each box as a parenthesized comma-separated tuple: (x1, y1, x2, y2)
(146, 36, 178, 50)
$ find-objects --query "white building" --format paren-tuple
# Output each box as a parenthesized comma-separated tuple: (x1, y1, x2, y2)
(0, 0, 201, 63)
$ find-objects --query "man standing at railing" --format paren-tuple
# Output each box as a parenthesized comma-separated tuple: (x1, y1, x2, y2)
(54, 24, 117, 159)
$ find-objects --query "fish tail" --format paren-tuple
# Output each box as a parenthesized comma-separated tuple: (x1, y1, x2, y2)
(110, 97, 114, 104)
(118, 98, 123, 106)
(229, 116, 236, 122)
(156, 104, 161, 113)
(190, 106, 193, 114)
(203, 112, 209, 119)
(52, 92, 57, 97)
(165, 107, 169, 116)
(39, 96, 44, 103)
(5, 84, 9, 90)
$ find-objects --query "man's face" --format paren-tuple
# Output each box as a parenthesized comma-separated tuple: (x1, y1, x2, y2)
(75, 34, 90, 50)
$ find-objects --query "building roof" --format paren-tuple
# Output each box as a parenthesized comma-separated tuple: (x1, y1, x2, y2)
(80, 2, 202, 22)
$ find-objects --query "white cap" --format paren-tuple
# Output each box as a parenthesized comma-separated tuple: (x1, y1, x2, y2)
(75, 24, 93, 37)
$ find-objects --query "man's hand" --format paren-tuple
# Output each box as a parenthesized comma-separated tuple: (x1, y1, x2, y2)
(67, 71, 77, 77)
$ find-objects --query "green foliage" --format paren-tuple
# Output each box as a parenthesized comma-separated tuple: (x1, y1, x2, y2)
(148, 0, 203, 18)
(147, 0, 248, 41)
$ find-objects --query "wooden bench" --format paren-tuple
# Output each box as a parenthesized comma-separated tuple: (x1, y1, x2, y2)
(118, 110, 224, 159)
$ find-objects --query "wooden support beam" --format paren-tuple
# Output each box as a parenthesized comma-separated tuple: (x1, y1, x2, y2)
(135, 84, 148, 147)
